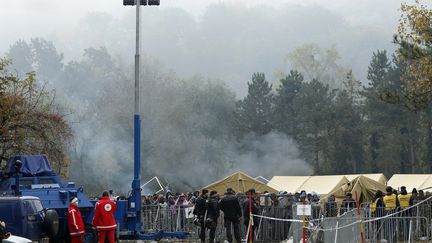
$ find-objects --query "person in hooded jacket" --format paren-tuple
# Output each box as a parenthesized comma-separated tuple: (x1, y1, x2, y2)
(310, 192, 321, 219)
(175, 194, 189, 230)
(219, 188, 242, 243)
(165, 190, 173, 202)
(68, 197, 85, 243)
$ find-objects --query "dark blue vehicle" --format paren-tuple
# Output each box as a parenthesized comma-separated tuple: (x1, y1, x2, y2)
(0, 155, 94, 242)
(0, 196, 58, 242)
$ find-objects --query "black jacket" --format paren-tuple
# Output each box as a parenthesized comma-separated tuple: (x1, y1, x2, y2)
(193, 195, 208, 217)
(242, 198, 259, 226)
(219, 193, 242, 221)
(373, 197, 385, 217)
(206, 196, 220, 220)
(324, 201, 338, 217)
(340, 198, 356, 214)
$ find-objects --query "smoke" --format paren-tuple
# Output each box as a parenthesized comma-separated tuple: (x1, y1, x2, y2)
(60, 52, 311, 194)
(231, 132, 311, 179)
(0, 39, 322, 195)
(1, 1, 395, 194)
(70, 115, 134, 194)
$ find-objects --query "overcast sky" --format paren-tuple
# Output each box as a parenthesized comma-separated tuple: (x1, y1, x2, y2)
(0, 0, 418, 94)
(0, 0, 408, 51)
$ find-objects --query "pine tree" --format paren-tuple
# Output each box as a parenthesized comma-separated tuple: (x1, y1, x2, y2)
(329, 71, 364, 173)
(293, 79, 334, 172)
(236, 73, 273, 137)
(273, 70, 303, 138)
(362, 50, 391, 172)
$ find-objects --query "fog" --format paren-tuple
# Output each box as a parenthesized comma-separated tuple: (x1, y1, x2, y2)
(0, 0, 410, 192)
(1, 0, 406, 94)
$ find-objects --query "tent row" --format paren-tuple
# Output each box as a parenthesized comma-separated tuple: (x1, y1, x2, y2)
(268, 173, 387, 196)
(387, 174, 432, 192)
(202, 172, 432, 203)
(202, 172, 387, 203)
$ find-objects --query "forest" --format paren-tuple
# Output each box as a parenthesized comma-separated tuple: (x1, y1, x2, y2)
(1, 1, 432, 192)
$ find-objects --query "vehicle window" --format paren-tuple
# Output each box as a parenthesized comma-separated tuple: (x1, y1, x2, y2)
(23, 200, 34, 215)
(31, 200, 43, 212)
(39, 178, 56, 184)
(20, 179, 33, 186)
(24, 199, 43, 213)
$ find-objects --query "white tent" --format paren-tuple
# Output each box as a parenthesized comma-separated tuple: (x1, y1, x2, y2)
(268, 175, 350, 196)
(268, 176, 310, 193)
(387, 174, 432, 192)
(298, 175, 349, 196)
(419, 175, 432, 192)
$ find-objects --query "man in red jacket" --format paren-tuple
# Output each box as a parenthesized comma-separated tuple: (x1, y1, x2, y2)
(68, 197, 85, 243)
(93, 191, 117, 243)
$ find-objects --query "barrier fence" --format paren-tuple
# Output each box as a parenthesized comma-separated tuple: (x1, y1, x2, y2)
(140, 196, 432, 242)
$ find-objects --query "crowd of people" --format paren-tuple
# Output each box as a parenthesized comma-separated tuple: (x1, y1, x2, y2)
(139, 185, 432, 242)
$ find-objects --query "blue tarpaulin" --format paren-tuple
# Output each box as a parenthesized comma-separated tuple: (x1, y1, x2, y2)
(7, 155, 54, 176)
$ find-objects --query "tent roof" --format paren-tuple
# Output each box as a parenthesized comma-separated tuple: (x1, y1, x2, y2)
(268, 175, 349, 196)
(344, 173, 387, 184)
(387, 174, 432, 192)
(268, 176, 310, 193)
(323, 175, 387, 204)
(203, 171, 278, 195)
(298, 175, 349, 196)
(419, 176, 432, 192)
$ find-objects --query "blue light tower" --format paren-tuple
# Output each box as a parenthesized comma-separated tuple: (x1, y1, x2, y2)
(123, 0, 160, 233)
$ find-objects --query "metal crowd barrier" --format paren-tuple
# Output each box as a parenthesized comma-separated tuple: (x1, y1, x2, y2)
(141, 204, 195, 238)
(140, 196, 432, 242)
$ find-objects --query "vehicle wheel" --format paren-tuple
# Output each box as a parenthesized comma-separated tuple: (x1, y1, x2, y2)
(83, 224, 98, 243)
(44, 209, 59, 237)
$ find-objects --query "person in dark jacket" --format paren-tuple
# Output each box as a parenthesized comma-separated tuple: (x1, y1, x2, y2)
(324, 194, 338, 217)
(371, 190, 384, 241)
(206, 190, 220, 243)
(340, 192, 356, 215)
(219, 188, 242, 243)
(193, 189, 209, 243)
(243, 188, 259, 242)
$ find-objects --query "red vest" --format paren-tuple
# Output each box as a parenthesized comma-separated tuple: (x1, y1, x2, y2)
(67, 204, 85, 237)
(92, 196, 117, 231)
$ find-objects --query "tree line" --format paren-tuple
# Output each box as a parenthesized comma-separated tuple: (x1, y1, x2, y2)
(236, 50, 432, 177)
(1, 1, 432, 190)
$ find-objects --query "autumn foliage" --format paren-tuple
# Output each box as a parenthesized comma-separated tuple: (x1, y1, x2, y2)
(0, 58, 72, 177)
(396, 0, 432, 109)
